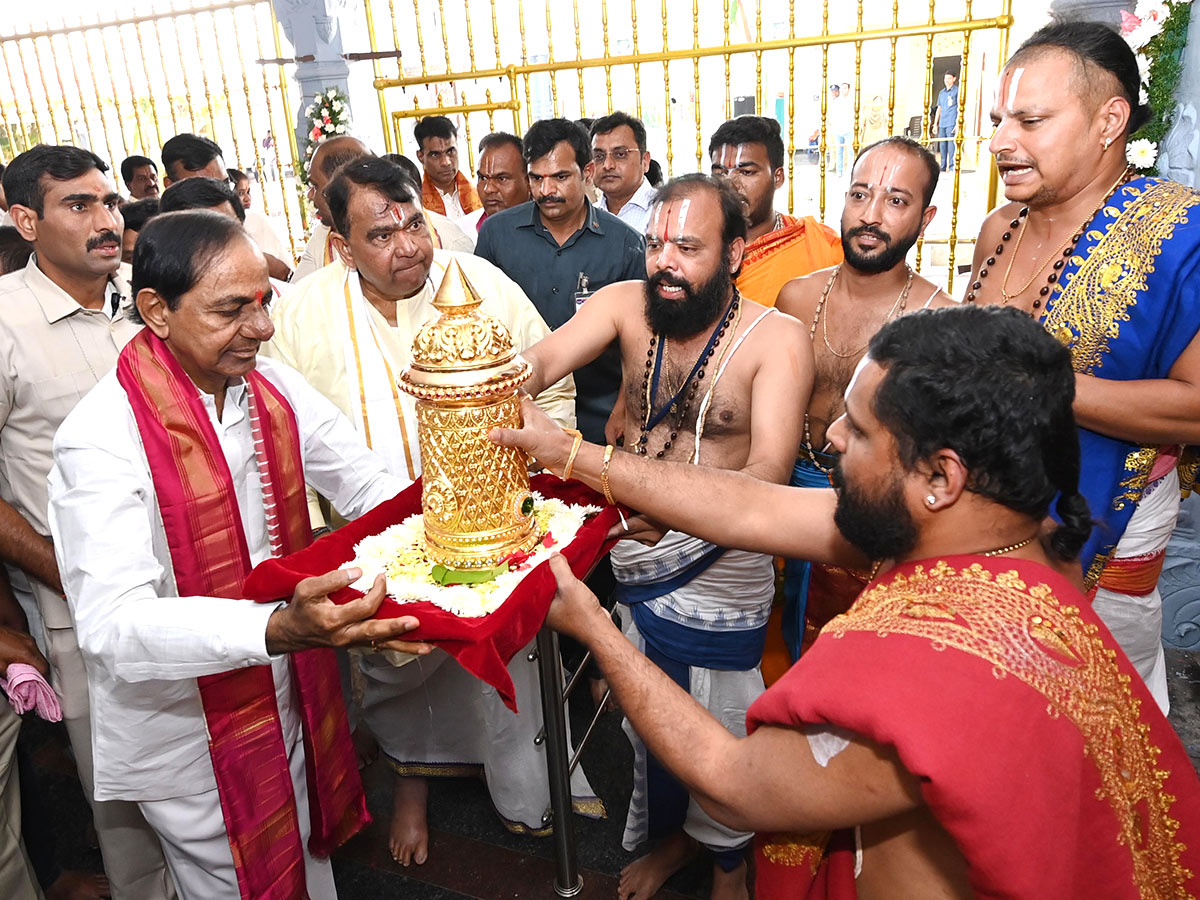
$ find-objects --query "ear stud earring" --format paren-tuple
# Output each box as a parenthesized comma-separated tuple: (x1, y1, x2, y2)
(925, 495, 937, 506)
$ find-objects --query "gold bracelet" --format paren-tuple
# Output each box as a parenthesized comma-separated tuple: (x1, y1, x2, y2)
(560, 428, 583, 481)
(600, 444, 616, 505)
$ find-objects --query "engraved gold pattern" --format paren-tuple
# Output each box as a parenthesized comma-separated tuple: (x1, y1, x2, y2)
(825, 561, 1193, 899)
(399, 262, 536, 568)
(1042, 181, 1200, 375)
(760, 830, 831, 872)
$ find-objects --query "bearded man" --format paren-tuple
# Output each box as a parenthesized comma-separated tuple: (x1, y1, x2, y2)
(518, 173, 809, 900)
(967, 21, 1200, 711)
(775, 137, 952, 662)
(709, 116, 842, 307)
(493, 304, 1200, 900)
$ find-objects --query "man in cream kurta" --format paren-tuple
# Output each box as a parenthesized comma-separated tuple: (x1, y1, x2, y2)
(263, 156, 592, 867)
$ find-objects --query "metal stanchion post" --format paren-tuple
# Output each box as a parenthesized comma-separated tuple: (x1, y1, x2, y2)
(535, 626, 583, 896)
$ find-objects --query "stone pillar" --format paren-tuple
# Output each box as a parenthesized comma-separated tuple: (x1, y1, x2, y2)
(272, 0, 353, 154)
(1047, 0, 1132, 28)
(1157, 9, 1200, 187)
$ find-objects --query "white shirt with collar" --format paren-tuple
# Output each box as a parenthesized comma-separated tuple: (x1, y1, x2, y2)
(597, 177, 656, 237)
(48, 356, 407, 801)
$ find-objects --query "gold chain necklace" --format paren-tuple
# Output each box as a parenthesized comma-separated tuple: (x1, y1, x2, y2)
(867, 534, 1039, 582)
(980, 534, 1038, 557)
(817, 264, 914, 359)
(998, 167, 1130, 305)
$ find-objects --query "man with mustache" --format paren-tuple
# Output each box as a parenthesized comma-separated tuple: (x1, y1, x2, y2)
(475, 117, 645, 445)
(774, 136, 952, 663)
(493, 304, 1200, 900)
(709, 116, 842, 307)
(461, 132, 531, 236)
(0, 145, 175, 899)
(967, 21, 1200, 713)
(263, 157, 583, 869)
(516, 174, 809, 900)
(414, 115, 481, 220)
(590, 111, 657, 235)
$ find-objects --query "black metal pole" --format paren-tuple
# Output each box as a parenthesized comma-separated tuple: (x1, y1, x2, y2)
(535, 626, 583, 896)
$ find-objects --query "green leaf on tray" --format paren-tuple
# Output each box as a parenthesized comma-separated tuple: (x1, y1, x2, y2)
(430, 563, 510, 586)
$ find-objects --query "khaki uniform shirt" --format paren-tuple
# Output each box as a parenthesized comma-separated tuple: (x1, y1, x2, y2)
(0, 257, 140, 625)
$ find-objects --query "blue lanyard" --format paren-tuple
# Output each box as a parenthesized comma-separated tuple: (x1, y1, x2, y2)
(644, 293, 736, 433)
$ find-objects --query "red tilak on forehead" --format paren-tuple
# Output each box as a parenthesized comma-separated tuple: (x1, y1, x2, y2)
(253, 288, 267, 306)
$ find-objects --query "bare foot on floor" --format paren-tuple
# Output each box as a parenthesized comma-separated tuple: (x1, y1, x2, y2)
(709, 861, 749, 900)
(46, 870, 110, 900)
(389, 774, 429, 867)
(352, 724, 379, 769)
(619, 831, 698, 900)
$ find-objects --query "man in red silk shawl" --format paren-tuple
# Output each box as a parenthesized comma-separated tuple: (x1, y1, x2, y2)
(48, 211, 432, 900)
(494, 304, 1200, 900)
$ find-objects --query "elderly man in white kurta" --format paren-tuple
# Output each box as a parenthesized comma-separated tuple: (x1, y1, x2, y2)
(264, 157, 594, 868)
(49, 210, 429, 899)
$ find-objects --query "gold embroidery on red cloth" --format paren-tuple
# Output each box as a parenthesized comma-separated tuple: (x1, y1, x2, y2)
(825, 561, 1193, 900)
(760, 830, 831, 873)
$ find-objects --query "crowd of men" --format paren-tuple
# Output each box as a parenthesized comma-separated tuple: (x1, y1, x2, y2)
(0, 18, 1197, 900)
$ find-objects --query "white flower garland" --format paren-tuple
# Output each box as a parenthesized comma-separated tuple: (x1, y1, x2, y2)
(347, 494, 600, 617)
(301, 87, 352, 184)
(1121, 0, 1194, 171)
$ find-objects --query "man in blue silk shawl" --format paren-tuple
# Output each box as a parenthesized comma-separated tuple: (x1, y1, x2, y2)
(969, 21, 1200, 711)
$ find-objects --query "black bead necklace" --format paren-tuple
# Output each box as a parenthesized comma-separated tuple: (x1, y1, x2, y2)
(965, 167, 1132, 310)
(637, 292, 740, 458)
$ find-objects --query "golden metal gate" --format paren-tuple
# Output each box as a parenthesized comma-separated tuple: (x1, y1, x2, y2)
(365, 0, 1014, 292)
(0, 1, 308, 254)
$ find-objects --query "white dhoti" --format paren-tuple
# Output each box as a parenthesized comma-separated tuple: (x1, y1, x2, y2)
(1092, 468, 1180, 714)
(360, 642, 603, 834)
(611, 532, 774, 861)
(137, 738, 336, 900)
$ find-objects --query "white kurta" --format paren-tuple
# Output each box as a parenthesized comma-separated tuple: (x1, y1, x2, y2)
(265, 252, 595, 833)
(48, 357, 406, 802)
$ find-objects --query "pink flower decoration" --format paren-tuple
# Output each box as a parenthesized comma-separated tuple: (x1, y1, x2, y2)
(1120, 9, 1142, 35)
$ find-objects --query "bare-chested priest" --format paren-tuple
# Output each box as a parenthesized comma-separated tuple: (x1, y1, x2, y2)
(519, 173, 809, 900)
(775, 136, 953, 662)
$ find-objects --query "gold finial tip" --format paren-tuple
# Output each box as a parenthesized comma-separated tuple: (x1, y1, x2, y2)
(432, 259, 483, 312)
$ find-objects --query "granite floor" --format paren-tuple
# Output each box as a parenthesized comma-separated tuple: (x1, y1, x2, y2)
(21, 648, 1200, 900)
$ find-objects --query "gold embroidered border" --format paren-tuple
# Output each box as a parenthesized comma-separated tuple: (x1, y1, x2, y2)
(825, 561, 1193, 900)
(1042, 180, 1200, 375)
(1115, 446, 1160, 512)
(760, 830, 831, 872)
(1179, 447, 1199, 498)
